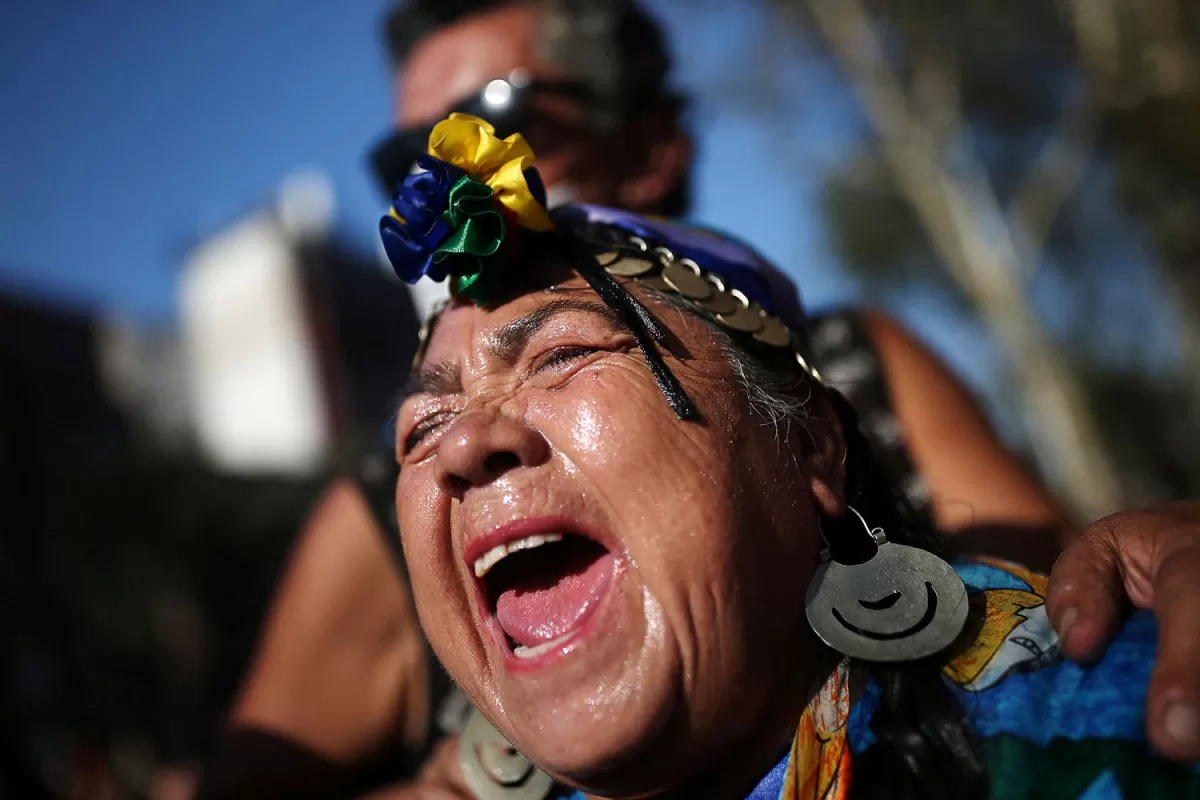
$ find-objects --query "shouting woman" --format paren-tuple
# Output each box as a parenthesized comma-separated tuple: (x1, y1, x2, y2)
(375, 114, 1199, 799)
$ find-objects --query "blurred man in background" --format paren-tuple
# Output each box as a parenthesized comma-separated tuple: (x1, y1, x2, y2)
(369, 0, 1067, 535)
(373, 0, 691, 214)
(200, 1, 1200, 797)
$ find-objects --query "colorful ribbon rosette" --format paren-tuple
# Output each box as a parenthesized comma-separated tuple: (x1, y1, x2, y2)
(378, 113, 554, 304)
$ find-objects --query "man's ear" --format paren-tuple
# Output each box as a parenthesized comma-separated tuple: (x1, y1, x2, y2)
(616, 110, 693, 214)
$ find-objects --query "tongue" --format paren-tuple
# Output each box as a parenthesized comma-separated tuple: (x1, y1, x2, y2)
(495, 545, 614, 649)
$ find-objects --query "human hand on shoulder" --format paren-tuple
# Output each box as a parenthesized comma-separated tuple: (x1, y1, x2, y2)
(1046, 502, 1200, 761)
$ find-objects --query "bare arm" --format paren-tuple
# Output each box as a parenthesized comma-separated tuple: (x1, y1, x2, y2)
(863, 312, 1075, 566)
(230, 479, 429, 762)
(865, 313, 1200, 759)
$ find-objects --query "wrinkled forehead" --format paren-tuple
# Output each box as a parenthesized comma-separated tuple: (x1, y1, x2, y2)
(421, 272, 602, 362)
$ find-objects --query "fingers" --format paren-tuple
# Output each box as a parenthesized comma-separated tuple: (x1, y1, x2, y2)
(1051, 503, 1200, 761)
(1046, 525, 1125, 663)
(1146, 539, 1200, 761)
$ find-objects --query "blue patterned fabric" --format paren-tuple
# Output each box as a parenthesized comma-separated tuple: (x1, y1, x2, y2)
(952, 610, 1156, 746)
(558, 559, 1197, 800)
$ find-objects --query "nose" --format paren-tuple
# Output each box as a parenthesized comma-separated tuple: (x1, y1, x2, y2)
(437, 410, 550, 497)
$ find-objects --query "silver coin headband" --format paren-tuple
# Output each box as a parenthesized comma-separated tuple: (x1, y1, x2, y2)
(409, 228, 825, 389)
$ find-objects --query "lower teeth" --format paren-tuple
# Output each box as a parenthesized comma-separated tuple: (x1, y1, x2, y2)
(512, 632, 576, 659)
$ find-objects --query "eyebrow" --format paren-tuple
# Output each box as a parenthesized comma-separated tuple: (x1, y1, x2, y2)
(486, 298, 625, 364)
(400, 298, 627, 400)
(402, 360, 462, 398)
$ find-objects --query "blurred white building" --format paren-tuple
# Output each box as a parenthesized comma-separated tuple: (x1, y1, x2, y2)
(96, 169, 419, 477)
(180, 206, 331, 476)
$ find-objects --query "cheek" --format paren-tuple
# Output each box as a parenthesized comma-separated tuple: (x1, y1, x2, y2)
(395, 468, 441, 564)
(525, 364, 711, 499)
(395, 470, 464, 644)
(526, 365, 747, 582)
(538, 372, 633, 458)
(395, 462, 502, 709)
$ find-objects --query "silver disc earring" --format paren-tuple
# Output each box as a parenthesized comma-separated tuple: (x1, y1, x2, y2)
(805, 506, 969, 662)
(459, 707, 554, 800)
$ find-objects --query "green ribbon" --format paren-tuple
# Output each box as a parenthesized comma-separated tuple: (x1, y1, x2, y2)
(429, 175, 508, 305)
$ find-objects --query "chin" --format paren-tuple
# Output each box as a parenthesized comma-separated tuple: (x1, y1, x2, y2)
(450, 514, 696, 793)
(485, 585, 681, 783)
(511, 668, 680, 794)
(465, 586, 680, 794)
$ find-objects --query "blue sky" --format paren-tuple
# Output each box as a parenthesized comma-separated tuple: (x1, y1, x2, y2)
(0, 0, 1003, 395)
(0, 1, 860, 315)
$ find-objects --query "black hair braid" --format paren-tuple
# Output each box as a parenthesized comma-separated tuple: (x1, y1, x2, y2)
(827, 390, 989, 800)
(825, 388, 941, 555)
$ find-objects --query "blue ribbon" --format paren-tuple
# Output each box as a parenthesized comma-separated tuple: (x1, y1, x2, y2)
(379, 154, 468, 284)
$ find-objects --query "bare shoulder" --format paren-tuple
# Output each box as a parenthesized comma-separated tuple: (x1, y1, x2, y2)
(858, 310, 1071, 543)
(232, 478, 429, 759)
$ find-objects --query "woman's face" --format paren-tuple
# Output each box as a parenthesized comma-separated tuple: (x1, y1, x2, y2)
(395, 274, 837, 795)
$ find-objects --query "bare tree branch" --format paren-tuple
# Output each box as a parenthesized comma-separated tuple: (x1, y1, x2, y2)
(1067, 0, 1197, 105)
(1065, 0, 1121, 93)
(1137, 0, 1199, 97)
(912, 48, 962, 147)
(1007, 94, 1096, 284)
(805, 0, 1125, 519)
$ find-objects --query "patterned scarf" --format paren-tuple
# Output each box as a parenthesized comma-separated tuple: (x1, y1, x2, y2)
(570, 558, 1197, 800)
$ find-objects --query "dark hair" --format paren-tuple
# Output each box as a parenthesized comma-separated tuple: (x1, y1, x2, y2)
(382, 0, 669, 90)
(642, 282, 988, 798)
(828, 393, 988, 800)
(381, 0, 692, 217)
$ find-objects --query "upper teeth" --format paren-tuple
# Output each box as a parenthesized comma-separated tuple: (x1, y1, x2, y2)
(473, 534, 564, 578)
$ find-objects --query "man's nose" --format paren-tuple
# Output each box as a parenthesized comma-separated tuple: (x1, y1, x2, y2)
(436, 409, 550, 497)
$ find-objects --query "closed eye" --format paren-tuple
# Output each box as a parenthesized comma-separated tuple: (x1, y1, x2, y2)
(532, 345, 600, 374)
(402, 411, 455, 455)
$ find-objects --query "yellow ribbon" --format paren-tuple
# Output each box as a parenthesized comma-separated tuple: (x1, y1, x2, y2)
(427, 113, 554, 232)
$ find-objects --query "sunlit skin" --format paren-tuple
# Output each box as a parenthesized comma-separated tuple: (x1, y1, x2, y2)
(399, 5, 610, 203)
(394, 266, 845, 796)
(397, 3, 690, 214)
(217, 7, 1200, 791)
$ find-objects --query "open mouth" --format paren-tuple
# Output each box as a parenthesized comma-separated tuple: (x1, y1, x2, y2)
(471, 530, 615, 660)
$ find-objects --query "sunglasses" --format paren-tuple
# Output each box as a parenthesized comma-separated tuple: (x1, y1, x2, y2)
(369, 71, 609, 199)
